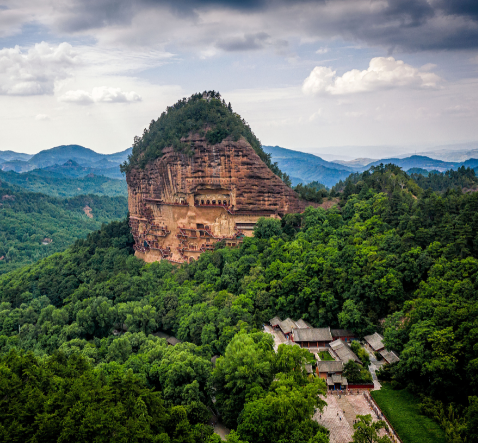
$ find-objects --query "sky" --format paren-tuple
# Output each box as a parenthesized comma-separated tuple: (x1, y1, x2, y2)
(1, 0, 478, 159)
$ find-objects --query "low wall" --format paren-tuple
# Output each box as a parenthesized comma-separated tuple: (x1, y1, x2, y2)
(348, 383, 375, 389)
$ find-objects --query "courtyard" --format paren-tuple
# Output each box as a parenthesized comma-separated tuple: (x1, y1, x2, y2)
(314, 392, 397, 443)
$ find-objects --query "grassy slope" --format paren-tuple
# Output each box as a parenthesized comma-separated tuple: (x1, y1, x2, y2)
(371, 384, 446, 443)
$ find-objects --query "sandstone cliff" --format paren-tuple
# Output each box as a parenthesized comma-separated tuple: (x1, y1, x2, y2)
(127, 133, 307, 263)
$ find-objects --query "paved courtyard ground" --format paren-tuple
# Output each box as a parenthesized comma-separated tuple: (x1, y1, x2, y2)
(314, 392, 395, 443)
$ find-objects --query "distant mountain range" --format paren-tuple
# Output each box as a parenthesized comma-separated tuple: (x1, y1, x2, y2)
(363, 155, 461, 172)
(403, 142, 478, 162)
(4, 142, 478, 191)
(262, 145, 353, 187)
(0, 145, 131, 179)
(333, 158, 377, 167)
(0, 145, 131, 197)
(264, 145, 478, 188)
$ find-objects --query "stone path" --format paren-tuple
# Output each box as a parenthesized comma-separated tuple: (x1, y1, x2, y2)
(263, 324, 287, 351)
(214, 422, 230, 441)
(363, 346, 383, 390)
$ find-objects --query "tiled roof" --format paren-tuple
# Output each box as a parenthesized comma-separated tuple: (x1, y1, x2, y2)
(269, 316, 281, 327)
(330, 339, 362, 364)
(295, 319, 310, 329)
(316, 360, 343, 373)
(293, 327, 332, 342)
(331, 329, 356, 338)
(380, 349, 400, 364)
(279, 318, 297, 334)
(332, 374, 342, 383)
(364, 332, 385, 351)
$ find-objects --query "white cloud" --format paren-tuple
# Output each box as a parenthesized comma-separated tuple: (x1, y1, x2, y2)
(92, 86, 141, 103)
(303, 57, 442, 95)
(315, 47, 329, 54)
(59, 86, 142, 105)
(35, 113, 50, 121)
(58, 89, 94, 104)
(0, 42, 78, 95)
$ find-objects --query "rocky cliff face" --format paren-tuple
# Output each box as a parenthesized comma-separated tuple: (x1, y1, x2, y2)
(126, 134, 307, 263)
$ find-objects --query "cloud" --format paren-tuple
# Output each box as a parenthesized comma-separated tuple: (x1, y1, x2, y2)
(0, 42, 78, 95)
(59, 86, 142, 104)
(9, 0, 475, 52)
(59, 89, 94, 104)
(216, 32, 270, 52)
(303, 57, 442, 95)
(35, 113, 51, 121)
(315, 47, 329, 54)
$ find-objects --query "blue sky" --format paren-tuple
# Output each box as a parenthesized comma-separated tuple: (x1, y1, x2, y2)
(1, 0, 478, 159)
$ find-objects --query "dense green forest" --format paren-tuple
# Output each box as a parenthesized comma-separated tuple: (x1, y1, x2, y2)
(332, 164, 478, 195)
(0, 169, 127, 197)
(121, 91, 291, 186)
(409, 166, 478, 192)
(293, 181, 329, 203)
(1, 164, 478, 441)
(0, 184, 127, 274)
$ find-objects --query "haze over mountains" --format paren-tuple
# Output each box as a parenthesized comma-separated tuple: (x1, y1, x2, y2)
(0, 145, 130, 197)
(0, 145, 131, 178)
(264, 145, 478, 188)
(3, 142, 478, 192)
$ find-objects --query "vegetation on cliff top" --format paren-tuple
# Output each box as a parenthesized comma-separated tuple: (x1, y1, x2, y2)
(121, 91, 291, 186)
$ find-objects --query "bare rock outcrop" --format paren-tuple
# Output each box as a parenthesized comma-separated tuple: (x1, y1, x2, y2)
(127, 134, 308, 263)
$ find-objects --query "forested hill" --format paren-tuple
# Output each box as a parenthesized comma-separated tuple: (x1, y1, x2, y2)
(122, 91, 291, 186)
(332, 164, 478, 195)
(0, 169, 127, 197)
(0, 184, 127, 274)
(1, 164, 478, 441)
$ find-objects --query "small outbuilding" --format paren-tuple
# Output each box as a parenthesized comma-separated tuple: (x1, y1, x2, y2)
(316, 360, 347, 389)
(363, 332, 385, 352)
(329, 338, 362, 364)
(316, 360, 343, 378)
(380, 349, 400, 365)
(278, 318, 298, 338)
(269, 316, 281, 328)
(331, 329, 356, 342)
(269, 317, 311, 339)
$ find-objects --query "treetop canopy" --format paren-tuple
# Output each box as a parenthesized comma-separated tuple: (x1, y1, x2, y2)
(120, 91, 290, 185)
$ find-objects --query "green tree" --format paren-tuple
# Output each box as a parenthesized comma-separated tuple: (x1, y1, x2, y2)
(236, 374, 328, 443)
(253, 217, 282, 239)
(211, 332, 274, 428)
(351, 415, 391, 443)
